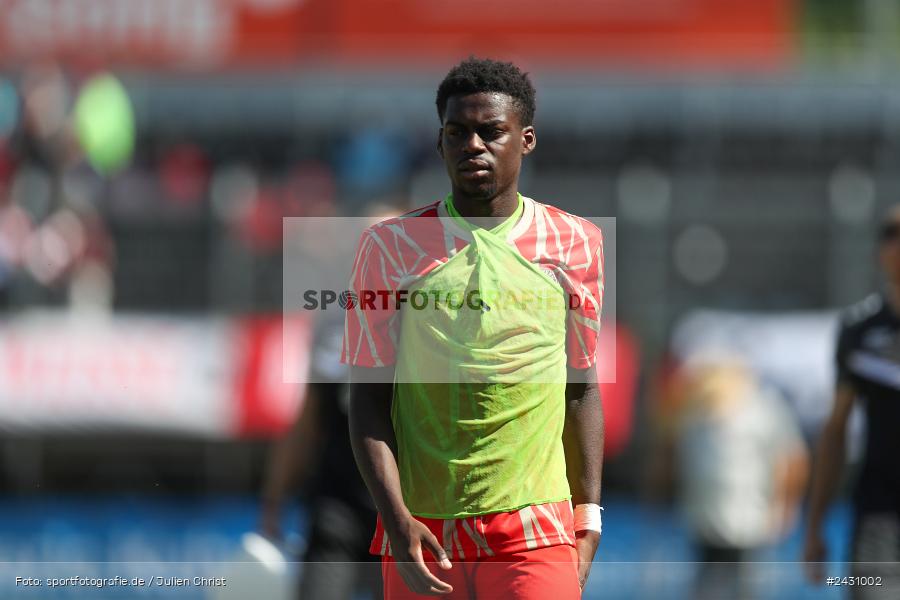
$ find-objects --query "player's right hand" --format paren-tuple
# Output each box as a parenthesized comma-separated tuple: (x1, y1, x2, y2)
(389, 517, 453, 595)
(802, 532, 827, 584)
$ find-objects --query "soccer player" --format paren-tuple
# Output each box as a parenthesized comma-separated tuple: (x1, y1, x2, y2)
(343, 58, 605, 599)
(804, 206, 900, 596)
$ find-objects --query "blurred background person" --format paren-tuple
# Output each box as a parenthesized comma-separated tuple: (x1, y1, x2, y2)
(805, 206, 900, 597)
(653, 357, 809, 600)
(261, 314, 383, 600)
(261, 204, 400, 600)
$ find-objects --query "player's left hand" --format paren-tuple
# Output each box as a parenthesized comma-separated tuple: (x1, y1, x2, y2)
(575, 530, 600, 589)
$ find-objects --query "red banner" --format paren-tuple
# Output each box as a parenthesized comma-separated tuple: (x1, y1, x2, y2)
(329, 0, 794, 70)
(234, 313, 311, 437)
(598, 324, 639, 459)
(0, 311, 311, 438)
(0, 0, 793, 70)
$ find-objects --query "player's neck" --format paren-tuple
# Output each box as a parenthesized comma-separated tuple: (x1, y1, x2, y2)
(451, 187, 519, 222)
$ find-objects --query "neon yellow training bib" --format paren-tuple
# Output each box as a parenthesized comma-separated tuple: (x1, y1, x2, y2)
(392, 194, 571, 518)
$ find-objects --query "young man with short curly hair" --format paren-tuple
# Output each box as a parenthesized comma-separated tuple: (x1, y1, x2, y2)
(344, 57, 605, 599)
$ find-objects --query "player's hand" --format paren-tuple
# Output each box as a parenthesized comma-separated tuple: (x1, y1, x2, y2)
(803, 531, 827, 584)
(389, 516, 454, 595)
(575, 529, 600, 589)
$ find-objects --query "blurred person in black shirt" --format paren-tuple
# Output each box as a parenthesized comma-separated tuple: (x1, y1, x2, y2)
(262, 204, 401, 599)
(805, 206, 900, 597)
(261, 315, 382, 600)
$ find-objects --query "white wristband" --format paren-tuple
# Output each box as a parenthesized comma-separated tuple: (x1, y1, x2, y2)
(574, 503, 603, 534)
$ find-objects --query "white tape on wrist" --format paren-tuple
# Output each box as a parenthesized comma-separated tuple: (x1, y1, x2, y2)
(574, 503, 603, 534)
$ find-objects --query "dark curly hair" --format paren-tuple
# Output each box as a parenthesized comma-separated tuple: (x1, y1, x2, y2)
(436, 57, 536, 127)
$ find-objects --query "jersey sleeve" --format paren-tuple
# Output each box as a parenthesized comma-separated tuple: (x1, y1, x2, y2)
(565, 220, 604, 369)
(340, 227, 400, 368)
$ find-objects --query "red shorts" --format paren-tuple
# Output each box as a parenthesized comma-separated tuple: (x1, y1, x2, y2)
(382, 544, 581, 600)
(373, 501, 580, 599)
(370, 501, 576, 558)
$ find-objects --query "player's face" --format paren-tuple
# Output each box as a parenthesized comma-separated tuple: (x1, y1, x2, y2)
(880, 219, 900, 284)
(438, 92, 535, 201)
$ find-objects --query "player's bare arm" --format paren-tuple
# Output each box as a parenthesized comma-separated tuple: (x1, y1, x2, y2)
(348, 366, 453, 596)
(803, 382, 855, 582)
(563, 364, 604, 589)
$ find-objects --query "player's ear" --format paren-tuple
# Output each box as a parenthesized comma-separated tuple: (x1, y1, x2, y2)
(437, 128, 444, 157)
(522, 125, 536, 156)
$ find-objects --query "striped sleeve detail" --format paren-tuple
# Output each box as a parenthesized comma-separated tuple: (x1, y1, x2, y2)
(341, 228, 400, 367)
(341, 201, 446, 368)
(522, 203, 604, 369)
(566, 218, 603, 368)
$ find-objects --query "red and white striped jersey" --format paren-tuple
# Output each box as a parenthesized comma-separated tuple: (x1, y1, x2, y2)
(341, 195, 604, 370)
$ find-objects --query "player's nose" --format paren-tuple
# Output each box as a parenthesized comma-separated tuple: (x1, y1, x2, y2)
(461, 131, 486, 154)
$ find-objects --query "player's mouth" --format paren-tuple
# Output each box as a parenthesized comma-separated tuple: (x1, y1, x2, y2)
(458, 159, 492, 178)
